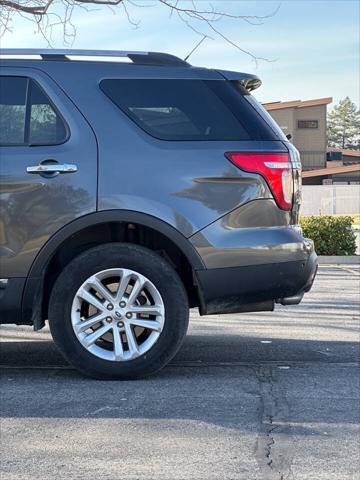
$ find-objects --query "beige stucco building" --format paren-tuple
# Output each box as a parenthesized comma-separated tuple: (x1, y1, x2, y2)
(263, 97, 332, 170)
(262, 97, 360, 184)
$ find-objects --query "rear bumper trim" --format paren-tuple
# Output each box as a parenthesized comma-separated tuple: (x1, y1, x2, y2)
(196, 250, 318, 315)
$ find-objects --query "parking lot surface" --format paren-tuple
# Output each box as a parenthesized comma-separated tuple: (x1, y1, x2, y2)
(0, 265, 359, 480)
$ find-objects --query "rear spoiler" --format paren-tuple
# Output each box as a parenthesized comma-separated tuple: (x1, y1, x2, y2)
(216, 70, 262, 92)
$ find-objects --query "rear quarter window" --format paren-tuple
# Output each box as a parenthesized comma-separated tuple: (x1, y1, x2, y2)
(100, 79, 278, 142)
(244, 94, 289, 142)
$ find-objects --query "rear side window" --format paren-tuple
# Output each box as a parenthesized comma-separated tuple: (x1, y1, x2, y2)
(0, 76, 68, 146)
(0, 77, 27, 145)
(245, 94, 288, 142)
(100, 79, 278, 141)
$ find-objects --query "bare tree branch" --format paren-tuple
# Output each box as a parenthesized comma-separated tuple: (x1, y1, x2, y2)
(0, 0, 55, 14)
(0, 0, 280, 63)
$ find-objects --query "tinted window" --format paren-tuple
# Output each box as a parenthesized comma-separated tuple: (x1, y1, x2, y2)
(0, 76, 67, 146)
(0, 77, 27, 145)
(244, 94, 288, 142)
(29, 81, 67, 144)
(100, 79, 278, 141)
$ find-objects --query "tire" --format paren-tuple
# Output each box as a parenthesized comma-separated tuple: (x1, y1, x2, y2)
(48, 243, 189, 380)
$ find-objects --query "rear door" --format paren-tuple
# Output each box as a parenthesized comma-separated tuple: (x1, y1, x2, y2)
(0, 67, 97, 279)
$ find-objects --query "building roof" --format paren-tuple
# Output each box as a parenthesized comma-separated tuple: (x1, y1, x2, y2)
(263, 97, 333, 111)
(327, 147, 360, 158)
(302, 164, 360, 178)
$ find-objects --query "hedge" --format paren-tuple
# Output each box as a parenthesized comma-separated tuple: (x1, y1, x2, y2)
(300, 215, 357, 256)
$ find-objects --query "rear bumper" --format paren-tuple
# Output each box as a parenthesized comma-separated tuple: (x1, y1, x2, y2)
(195, 244, 317, 315)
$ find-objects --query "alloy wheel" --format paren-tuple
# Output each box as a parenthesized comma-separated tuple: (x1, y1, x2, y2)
(71, 268, 165, 361)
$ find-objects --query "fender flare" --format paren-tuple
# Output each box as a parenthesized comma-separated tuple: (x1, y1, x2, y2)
(22, 210, 205, 328)
(28, 210, 205, 277)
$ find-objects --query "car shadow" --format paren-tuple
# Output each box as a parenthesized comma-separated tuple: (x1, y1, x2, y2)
(0, 330, 358, 367)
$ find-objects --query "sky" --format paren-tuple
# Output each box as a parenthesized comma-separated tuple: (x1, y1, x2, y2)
(1, 0, 359, 107)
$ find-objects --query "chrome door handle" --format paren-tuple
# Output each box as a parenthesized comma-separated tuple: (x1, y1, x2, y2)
(26, 163, 78, 174)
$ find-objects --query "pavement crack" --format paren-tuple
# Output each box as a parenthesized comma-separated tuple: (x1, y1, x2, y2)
(265, 421, 277, 468)
(255, 365, 294, 480)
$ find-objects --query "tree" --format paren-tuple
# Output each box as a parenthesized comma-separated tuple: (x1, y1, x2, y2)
(0, 0, 279, 63)
(327, 97, 360, 150)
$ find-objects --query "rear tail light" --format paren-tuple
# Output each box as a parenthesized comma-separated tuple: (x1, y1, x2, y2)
(225, 152, 293, 210)
(288, 144, 302, 206)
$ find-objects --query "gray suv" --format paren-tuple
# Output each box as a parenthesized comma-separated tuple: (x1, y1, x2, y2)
(0, 49, 317, 379)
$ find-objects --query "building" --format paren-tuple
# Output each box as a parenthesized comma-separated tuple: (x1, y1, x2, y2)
(263, 97, 332, 170)
(327, 147, 360, 165)
(302, 162, 360, 185)
(263, 98, 360, 185)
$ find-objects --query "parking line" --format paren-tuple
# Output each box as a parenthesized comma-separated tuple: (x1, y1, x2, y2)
(335, 265, 360, 276)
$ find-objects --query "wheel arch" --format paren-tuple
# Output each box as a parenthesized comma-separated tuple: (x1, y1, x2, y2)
(22, 210, 205, 329)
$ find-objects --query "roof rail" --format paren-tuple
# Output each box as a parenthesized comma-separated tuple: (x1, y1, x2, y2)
(0, 49, 190, 67)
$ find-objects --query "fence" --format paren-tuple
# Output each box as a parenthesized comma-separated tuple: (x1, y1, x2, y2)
(301, 185, 360, 216)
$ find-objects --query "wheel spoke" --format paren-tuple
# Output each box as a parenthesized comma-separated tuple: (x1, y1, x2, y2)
(124, 323, 139, 357)
(82, 323, 112, 348)
(128, 305, 163, 317)
(77, 288, 105, 313)
(129, 318, 162, 332)
(112, 326, 124, 361)
(127, 277, 146, 306)
(115, 272, 131, 303)
(74, 312, 107, 334)
(87, 277, 115, 303)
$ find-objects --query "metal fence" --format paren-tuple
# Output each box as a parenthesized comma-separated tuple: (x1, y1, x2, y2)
(301, 185, 360, 215)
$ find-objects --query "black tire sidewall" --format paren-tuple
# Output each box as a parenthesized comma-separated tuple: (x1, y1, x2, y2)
(49, 243, 189, 379)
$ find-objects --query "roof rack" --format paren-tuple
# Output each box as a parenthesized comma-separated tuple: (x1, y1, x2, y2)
(0, 49, 191, 67)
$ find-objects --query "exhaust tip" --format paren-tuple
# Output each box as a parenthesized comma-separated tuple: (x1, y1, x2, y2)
(276, 293, 304, 306)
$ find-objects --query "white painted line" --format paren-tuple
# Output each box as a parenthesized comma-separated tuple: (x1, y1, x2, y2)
(337, 266, 360, 276)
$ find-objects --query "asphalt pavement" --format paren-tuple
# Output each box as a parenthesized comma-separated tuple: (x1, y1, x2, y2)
(0, 265, 359, 480)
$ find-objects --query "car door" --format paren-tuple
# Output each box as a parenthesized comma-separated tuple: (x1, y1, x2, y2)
(0, 67, 97, 281)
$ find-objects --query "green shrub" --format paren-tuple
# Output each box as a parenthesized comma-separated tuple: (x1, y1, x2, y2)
(300, 215, 357, 256)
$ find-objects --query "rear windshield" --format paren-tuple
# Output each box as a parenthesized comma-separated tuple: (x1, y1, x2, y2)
(100, 79, 279, 142)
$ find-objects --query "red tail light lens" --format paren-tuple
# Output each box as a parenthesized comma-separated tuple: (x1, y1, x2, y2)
(225, 152, 293, 210)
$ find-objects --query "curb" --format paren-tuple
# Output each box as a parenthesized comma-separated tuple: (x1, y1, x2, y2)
(318, 256, 360, 265)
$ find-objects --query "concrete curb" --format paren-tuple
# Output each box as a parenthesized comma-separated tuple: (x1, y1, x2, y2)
(318, 256, 360, 265)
